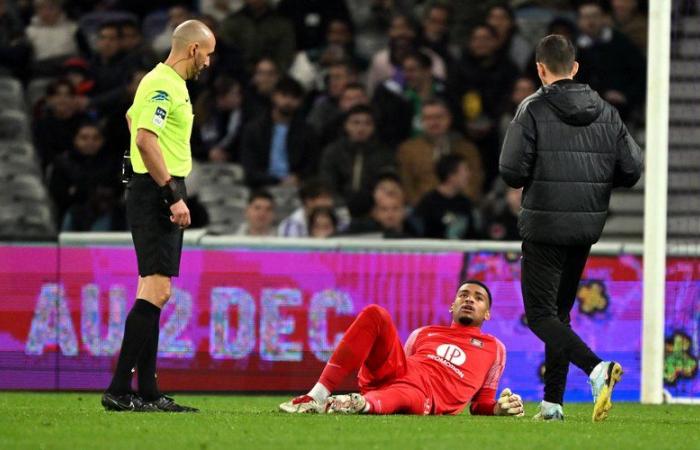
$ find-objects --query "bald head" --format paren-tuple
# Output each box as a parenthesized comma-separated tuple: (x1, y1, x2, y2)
(171, 19, 215, 52)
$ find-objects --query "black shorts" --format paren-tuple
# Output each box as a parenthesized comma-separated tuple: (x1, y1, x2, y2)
(126, 174, 187, 277)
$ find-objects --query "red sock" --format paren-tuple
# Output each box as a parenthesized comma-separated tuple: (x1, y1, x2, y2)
(318, 305, 392, 391)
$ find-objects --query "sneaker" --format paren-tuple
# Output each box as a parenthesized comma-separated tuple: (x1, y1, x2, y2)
(279, 395, 327, 414)
(146, 395, 199, 413)
(326, 393, 367, 414)
(101, 392, 151, 412)
(589, 361, 623, 422)
(532, 401, 564, 421)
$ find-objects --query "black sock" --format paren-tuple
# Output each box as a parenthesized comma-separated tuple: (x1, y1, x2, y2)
(107, 299, 161, 395)
(137, 306, 162, 401)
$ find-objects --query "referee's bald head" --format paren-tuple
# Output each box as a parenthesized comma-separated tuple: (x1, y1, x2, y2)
(171, 19, 215, 51)
(168, 19, 216, 80)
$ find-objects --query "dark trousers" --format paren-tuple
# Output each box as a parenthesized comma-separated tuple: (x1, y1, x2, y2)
(521, 241, 602, 405)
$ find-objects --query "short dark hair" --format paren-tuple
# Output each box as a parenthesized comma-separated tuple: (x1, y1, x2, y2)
(578, 0, 606, 13)
(46, 78, 75, 96)
(436, 154, 465, 183)
(422, 98, 451, 113)
(308, 206, 338, 229)
(425, 2, 452, 18)
(273, 77, 304, 98)
(98, 21, 122, 36)
(328, 59, 357, 74)
(403, 50, 432, 69)
(460, 279, 493, 307)
(342, 82, 366, 94)
(299, 179, 333, 201)
(344, 103, 375, 123)
(471, 22, 499, 39)
(248, 189, 274, 205)
(535, 34, 576, 75)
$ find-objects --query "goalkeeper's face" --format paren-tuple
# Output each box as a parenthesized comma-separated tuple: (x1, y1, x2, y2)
(450, 283, 491, 327)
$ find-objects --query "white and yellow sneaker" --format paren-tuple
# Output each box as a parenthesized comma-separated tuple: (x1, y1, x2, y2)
(279, 395, 327, 414)
(589, 361, 623, 422)
(326, 393, 367, 414)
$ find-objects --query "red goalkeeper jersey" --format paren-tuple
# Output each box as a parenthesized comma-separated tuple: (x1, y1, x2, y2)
(403, 323, 506, 415)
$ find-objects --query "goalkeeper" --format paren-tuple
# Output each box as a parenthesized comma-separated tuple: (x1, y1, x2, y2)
(280, 281, 524, 417)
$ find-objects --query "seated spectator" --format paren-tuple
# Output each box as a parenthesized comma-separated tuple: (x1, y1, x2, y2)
(240, 77, 319, 187)
(317, 81, 369, 148)
(33, 79, 88, 170)
(200, 0, 242, 23)
(373, 50, 449, 147)
(482, 184, 521, 241)
(193, 76, 244, 162)
(320, 104, 395, 205)
(0, 0, 31, 78)
(449, 23, 518, 187)
(62, 182, 126, 231)
(119, 18, 158, 70)
(398, 99, 483, 206)
(61, 56, 94, 97)
(220, 0, 296, 72)
(575, 0, 646, 120)
(306, 60, 358, 139)
(412, 154, 480, 240)
(344, 188, 417, 238)
(152, 4, 191, 56)
(611, 0, 647, 56)
(308, 206, 339, 238)
(346, 0, 400, 62)
(277, 0, 351, 52)
(26, 0, 79, 74)
(278, 179, 336, 237)
(417, 2, 453, 67)
(486, 3, 532, 72)
(243, 57, 280, 120)
(48, 122, 119, 225)
(236, 190, 277, 236)
(366, 13, 446, 96)
(498, 76, 536, 144)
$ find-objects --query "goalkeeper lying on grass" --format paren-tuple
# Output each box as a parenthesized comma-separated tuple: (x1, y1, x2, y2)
(280, 281, 524, 416)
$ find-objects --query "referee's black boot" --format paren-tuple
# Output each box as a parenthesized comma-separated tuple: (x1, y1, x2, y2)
(147, 395, 199, 413)
(102, 392, 153, 412)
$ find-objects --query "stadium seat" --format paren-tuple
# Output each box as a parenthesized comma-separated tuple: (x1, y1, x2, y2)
(0, 140, 35, 159)
(0, 111, 30, 141)
(198, 184, 250, 207)
(26, 78, 54, 110)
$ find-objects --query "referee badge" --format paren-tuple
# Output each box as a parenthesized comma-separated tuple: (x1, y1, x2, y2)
(153, 107, 167, 127)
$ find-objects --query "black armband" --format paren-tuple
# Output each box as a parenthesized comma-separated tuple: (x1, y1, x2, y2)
(160, 178, 183, 206)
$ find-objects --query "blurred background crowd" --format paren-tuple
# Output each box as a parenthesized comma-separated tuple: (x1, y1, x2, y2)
(0, 0, 648, 240)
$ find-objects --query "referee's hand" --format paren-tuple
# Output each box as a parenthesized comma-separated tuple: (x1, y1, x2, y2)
(170, 200, 191, 229)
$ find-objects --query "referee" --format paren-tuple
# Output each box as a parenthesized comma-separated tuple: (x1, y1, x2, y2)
(101, 20, 215, 412)
(499, 35, 642, 422)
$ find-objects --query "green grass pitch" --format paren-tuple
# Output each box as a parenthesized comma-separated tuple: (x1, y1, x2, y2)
(1, 393, 698, 450)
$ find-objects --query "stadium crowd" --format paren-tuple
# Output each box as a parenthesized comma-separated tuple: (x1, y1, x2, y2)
(0, 0, 647, 239)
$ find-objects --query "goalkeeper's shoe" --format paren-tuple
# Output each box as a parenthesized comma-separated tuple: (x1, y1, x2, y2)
(146, 395, 199, 413)
(279, 395, 327, 414)
(326, 393, 367, 414)
(532, 401, 564, 421)
(589, 361, 623, 422)
(101, 392, 154, 412)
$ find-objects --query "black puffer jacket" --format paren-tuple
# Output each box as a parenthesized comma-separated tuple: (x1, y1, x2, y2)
(499, 80, 643, 245)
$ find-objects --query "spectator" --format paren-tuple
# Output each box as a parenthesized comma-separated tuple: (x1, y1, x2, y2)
(33, 79, 87, 170)
(575, 0, 646, 120)
(486, 3, 532, 72)
(152, 4, 191, 56)
(26, 0, 79, 74)
(278, 179, 335, 237)
(61, 56, 94, 97)
(243, 57, 280, 120)
(317, 81, 369, 148)
(306, 60, 358, 141)
(240, 77, 318, 187)
(48, 122, 118, 224)
(277, 0, 351, 51)
(119, 19, 158, 69)
(498, 76, 536, 144)
(412, 154, 480, 240)
(373, 50, 448, 147)
(308, 206, 339, 238)
(101, 67, 147, 158)
(450, 23, 518, 187)
(418, 2, 453, 66)
(398, 99, 483, 205)
(366, 13, 446, 96)
(0, 0, 31, 78)
(346, 0, 408, 62)
(220, 0, 296, 72)
(482, 184, 521, 241)
(236, 190, 277, 236)
(524, 17, 577, 83)
(289, 19, 357, 93)
(611, 0, 647, 56)
(200, 0, 243, 23)
(344, 188, 416, 238)
(62, 182, 126, 231)
(320, 104, 395, 205)
(193, 75, 245, 162)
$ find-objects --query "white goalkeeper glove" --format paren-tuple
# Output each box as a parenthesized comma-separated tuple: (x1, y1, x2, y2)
(494, 388, 525, 417)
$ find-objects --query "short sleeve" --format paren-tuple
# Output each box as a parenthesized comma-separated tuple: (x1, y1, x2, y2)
(134, 88, 173, 136)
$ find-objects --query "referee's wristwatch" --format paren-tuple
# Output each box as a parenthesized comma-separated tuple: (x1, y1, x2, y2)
(160, 178, 183, 206)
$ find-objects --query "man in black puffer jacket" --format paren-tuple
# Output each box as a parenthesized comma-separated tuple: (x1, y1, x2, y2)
(499, 35, 642, 422)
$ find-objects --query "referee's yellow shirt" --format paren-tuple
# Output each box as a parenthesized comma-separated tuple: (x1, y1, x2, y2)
(127, 63, 193, 177)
